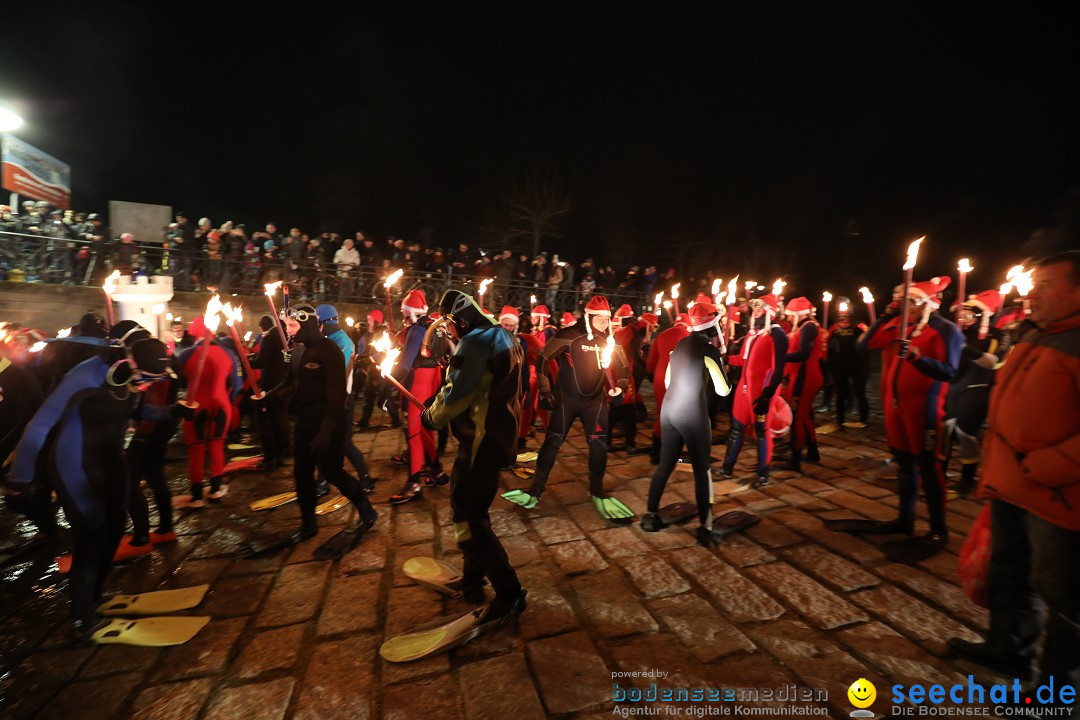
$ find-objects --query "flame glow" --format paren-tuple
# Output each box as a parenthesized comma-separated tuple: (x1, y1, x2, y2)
(744, 280, 755, 292)
(244, 331, 252, 342)
(379, 348, 401, 377)
(654, 292, 663, 307)
(662, 300, 672, 309)
(372, 332, 392, 354)
(711, 279, 722, 295)
(1000, 283, 1013, 296)
(29, 341, 46, 353)
(958, 258, 973, 274)
(727, 276, 739, 305)
(822, 291, 833, 303)
(600, 333, 616, 369)
(1006, 265, 1034, 297)
(903, 237, 925, 271)
(263, 280, 282, 297)
(838, 301, 850, 313)
(384, 269, 404, 289)
(859, 287, 874, 304)
(204, 295, 224, 334)
(530, 295, 537, 306)
(345, 317, 355, 327)
(772, 278, 786, 296)
(670, 283, 681, 300)
(221, 302, 243, 327)
(478, 278, 494, 296)
(102, 270, 121, 295)
(56, 327, 71, 338)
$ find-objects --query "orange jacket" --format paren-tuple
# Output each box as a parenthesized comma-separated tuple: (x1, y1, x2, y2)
(979, 312, 1080, 530)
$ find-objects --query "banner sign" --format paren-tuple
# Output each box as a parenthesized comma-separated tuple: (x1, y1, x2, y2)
(1, 133, 71, 209)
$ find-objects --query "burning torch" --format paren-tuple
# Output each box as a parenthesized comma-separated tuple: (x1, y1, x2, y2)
(263, 281, 290, 349)
(102, 270, 121, 327)
(384, 268, 404, 331)
(600, 332, 620, 397)
(222, 303, 261, 396)
(184, 294, 225, 408)
(478, 277, 494, 311)
(378, 344, 426, 411)
(670, 283, 681, 315)
(822, 291, 833, 329)
(893, 236, 925, 406)
(956, 258, 973, 321)
(859, 287, 876, 323)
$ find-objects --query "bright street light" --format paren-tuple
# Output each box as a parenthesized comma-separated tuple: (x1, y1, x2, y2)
(0, 107, 23, 132)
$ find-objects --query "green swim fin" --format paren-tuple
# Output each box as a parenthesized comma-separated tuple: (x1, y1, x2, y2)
(249, 492, 297, 511)
(402, 556, 488, 598)
(593, 495, 634, 525)
(501, 489, 539, 509)
(97, 584, 210, 616)
(91, 616, 211, 646)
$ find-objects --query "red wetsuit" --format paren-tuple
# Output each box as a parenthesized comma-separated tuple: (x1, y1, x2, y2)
(400, 318, 444, 477)
(518, 332, 545, 441)
(646, 323, 690, 440)
(180, 342, 234, 485)
(782, 321, 824, 457)
(725, 325, 788, 474)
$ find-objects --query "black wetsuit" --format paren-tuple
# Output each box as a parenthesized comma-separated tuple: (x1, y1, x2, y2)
(126, 363, 180, 540)
(827, 322, 869, 425)
(421, 294, 524, 612)
(647, 332, 728, 524)
(249, 329, 290, 465)
(529, 324, 629, 499)
(267, 335, 376, 531)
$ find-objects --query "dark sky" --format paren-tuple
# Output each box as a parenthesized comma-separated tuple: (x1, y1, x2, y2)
(2, 5, 1078, 295)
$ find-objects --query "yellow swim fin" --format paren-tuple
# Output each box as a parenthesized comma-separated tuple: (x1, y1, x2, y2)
(97, 584, 210, 616)
(315, 494, 349, 515)
(91, 616, 211, 646)
(249, 492, 297, 511)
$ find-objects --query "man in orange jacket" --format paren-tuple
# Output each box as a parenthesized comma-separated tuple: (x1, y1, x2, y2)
(947, 251, 1080, 703)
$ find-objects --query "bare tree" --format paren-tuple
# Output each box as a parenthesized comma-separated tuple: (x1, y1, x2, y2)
(481, 165, 577, 257)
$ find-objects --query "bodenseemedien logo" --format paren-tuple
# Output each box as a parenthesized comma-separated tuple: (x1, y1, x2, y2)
(847, 678, 876, 717)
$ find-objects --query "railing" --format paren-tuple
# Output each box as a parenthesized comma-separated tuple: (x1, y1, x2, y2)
(0, 231, 654, 314)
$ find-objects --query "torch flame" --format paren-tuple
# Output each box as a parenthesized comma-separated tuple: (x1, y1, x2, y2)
(56, 327, 71, 338)
(839, 301, 849, 313)
(670, 283, 681, 300)
(772, 278, 786, 296)
(715, 292, 725, 304)
(999, 283, 1013, 296)
(379, 347, 401, 378)
(244, 331, 252, 342)
(29, 341, 46, 353)
(479, 278, 494, 296)
(654, 291, 663, 307)
(204, 295, 224, 334)
(372, 332, 392, 354)
(221, 302, 243, 327)
(345, 317, 355, 327)
(384, 269, 404, 289)
(662, 300, 672, 309)
(958, 258, 973, 273)
(903, 236, 925, 271)
(102, 270, 121, 295)
(822, 291, 833, 303)
(263, 281, 282, 297)
(711, 279, 722, 295)
(727, 275, 739, 305)
(859, 287, 874, 304)
(1007, 266, 1034, 297)
(600, 333, 616, 369)
(744, 280, 756, 292)
(530, 295, 537, 306)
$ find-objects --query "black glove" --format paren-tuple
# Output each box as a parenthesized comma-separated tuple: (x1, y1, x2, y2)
(170, 403, 196, 420)
(281, 350, 292, 364)
(753, 395, 770, 416)
(538, 391, 555, 411)
(420, 409, 436, 431)
(897, 339, 911, 359)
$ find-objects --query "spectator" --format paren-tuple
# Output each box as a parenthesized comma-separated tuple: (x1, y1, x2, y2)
(80, 213, 113, 284)
(514, 253, 531, 282)
(114, 232, 140, 274)
(532, 252, 548, 284)
(358, 233, 380, 268)
(428, 248, 449, 275)
(947, 250, 1080, 701)
(546, 255, 564, 308)
(334, 238, 361, 300)
(170, 211, 196, 290)
(448, 242, 474, 276)
(223, 225, 246, 288)
(205, 230, 223, 286)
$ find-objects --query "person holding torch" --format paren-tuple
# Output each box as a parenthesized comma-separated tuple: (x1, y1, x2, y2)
(851, 263, 963, 563)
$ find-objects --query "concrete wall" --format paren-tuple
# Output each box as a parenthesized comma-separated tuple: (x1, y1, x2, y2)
(0, 282, 384, 337)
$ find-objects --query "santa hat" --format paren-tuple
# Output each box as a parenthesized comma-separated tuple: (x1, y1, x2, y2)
(910, 276, 950, 337)
(614, 304, 635, 321)
(561, 312, 577, 327)
(498, 305, 520, 322)
(401, 289, 428, 316)
(692, 292, 711, 307)
(367, 309, 384, 324)
(964, 290, 1003, 316)
(640, 312, 659, 327)
(530, 305, 550, 318)
(783, 297, 814, 316)
(188, 316, 208, 338)
(688, 302, 719, 331)
(748, 294, 779, 332)
(675, 313, 690, 327)
(583, 295, 612, 339)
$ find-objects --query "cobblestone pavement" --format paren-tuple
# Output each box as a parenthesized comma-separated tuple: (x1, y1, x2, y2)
(0, 390, 1007, 719)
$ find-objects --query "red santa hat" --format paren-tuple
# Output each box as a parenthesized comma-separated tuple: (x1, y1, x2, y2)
(640, 312, 659, 327)
(614, 304, 635, 321)
(964, 290, 1003, 315)
(692, 292, 711, 307)
(561, 312, 577, 327)
(768, 395, 793, 438)
(583, 295, 612, 339)
(367, 309, 384, 325)
(783, 297, 815, 316)
(188, 316, 208, 338)
(909, 276, 951, 308)
(675, 313, 691, 327)
(530, 305, 551, 318)
(428, 311, 441, 320)
(401, 289, 428, 315)
(688, 302, 719, 331)
(756, 294, 780, 316)
(498, 305, 520, 322)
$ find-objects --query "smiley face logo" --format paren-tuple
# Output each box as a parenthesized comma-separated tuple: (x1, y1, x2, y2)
(847, 678, 876, 709)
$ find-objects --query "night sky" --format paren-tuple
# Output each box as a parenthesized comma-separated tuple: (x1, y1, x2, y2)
(2, 5, 1079, 297)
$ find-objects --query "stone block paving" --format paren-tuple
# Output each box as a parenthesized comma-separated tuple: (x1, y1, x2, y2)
(0, 388, 1008, 719)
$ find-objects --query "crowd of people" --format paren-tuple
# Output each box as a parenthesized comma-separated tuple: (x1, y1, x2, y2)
(0, 244, 1076, 706)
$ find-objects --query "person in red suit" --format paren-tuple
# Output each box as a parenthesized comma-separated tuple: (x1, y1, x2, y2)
(720, 294, 788, 488)
(845, 276, 963, 563)
(175, 317, 235, 508)
(610, 304, 650, 453)
(778, 296, 824, 472)
(645, 313, 690, 463)
(390, 289, 450, 504)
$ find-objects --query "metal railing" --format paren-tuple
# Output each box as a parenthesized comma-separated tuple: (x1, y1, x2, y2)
(0, 231, 654, 314)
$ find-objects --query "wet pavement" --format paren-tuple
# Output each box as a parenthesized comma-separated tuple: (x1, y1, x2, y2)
(0, 388, 1007, 719)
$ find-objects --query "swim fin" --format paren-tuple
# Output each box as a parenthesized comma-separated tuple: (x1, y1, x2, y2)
(97, 584, 210, 616)
(816, 423, 840, 435)
(657, 502, 697, 526)
(227, 442, 259, 451)
(511, 467, 535, 481)
(249, 492, 298, 512)
(223, 455, 264, 474)
(315, 494, 349, 516)
(241, 530, 303, 558)
(313, 511, 378, 561)
(697, 510, 760, 546)
(403, 556, 487, 599)
(91, 616, 211, 646)
(380, 590, 527, 663)
(501, 489, 539, 509)
(593, 495, 634, 525)
(515, 451, 539, 463)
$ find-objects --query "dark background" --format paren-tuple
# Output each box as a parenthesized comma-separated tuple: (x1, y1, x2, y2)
(2, 4, 1078, 298)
